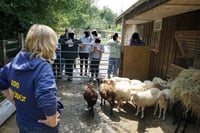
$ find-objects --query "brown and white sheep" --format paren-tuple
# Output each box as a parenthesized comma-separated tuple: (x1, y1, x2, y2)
(83, 82, 98, 117)
(154, 88, 171, 120)
(102, 77, 147, 110)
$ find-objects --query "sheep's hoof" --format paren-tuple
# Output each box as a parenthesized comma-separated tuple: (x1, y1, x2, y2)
(135, 113, 138, 116)
(140, 116, 144, 119)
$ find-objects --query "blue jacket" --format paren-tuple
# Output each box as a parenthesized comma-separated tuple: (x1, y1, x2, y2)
(0, 51, 57, 128)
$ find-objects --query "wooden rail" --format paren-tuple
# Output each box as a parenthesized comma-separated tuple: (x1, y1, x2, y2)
(0, 34, 24, 66)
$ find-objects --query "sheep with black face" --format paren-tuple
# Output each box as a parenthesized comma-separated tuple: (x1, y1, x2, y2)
(172, 100, 194, 133)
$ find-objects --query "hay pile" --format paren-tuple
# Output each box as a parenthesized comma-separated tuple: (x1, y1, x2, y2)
(170, 69, 200, 118)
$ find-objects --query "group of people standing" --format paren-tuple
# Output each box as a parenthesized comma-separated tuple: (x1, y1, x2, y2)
(53, 28, 145, 81)
(54, 28, 105, 81)
(53, 28, 123, 81)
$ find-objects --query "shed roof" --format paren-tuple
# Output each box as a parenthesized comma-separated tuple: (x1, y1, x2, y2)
(116, 0, 200, 25)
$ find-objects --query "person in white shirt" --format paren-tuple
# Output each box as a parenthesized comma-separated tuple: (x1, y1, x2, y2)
(89, 37, 104, 80)
(79, 31, 93, 76)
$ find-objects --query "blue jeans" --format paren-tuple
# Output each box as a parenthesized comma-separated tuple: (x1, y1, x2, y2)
(17, 121, 59, 133)
(108, 57, 120, 76)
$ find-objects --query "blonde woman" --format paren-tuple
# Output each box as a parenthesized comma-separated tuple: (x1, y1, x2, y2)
(0, 24, 60, 133)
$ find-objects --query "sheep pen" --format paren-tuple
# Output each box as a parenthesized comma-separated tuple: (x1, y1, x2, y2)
(170, 69, 200, 119)
(0, 79, 199, 133)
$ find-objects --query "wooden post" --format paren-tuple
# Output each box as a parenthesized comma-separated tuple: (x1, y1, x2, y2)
(2, 40, 7, 65)
(119, 16, 126, 76)
(18, 33, 25, 50)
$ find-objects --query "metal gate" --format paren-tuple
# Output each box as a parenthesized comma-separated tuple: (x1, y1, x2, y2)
(52, 45, 111, 82)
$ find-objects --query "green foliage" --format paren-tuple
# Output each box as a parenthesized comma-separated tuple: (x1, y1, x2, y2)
(0, 0, 120, 39)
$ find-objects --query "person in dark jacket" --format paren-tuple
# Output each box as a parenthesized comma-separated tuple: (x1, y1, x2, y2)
(129, 32, 145, 46)
(59, 28, 68, 43)
(0, 24, 60, 133)
(61, 32, 81, 81)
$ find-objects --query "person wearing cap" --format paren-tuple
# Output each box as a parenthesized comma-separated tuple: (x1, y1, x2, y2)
(89, 37, 104, 81)
(79, 30, 93, 76)
(107, 33, 121, 78)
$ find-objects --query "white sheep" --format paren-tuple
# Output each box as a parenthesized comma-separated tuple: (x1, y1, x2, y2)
(114, 81, 132, 109)
(154, 88, 171, 120)
(111, 77, 131, 83)
(143, 80, 154, 89)
(152, 77, 168, 89)
(130, 87, 160, 118)
(102, 77, 147, 110)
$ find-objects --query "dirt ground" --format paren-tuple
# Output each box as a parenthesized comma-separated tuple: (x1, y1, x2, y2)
(0, 78, 199, 133)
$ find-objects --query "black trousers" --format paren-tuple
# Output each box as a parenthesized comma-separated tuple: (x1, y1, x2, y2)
(64, 58, 75, 77)
(90, 58, 100, 78)
(53, 58, 61, 76)
(79, 53, 89, 73)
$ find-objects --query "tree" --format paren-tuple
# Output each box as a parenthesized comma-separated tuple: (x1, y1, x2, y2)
(0, 0, 119, 39)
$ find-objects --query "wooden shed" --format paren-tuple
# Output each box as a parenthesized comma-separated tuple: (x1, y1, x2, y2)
(116, 0, 200, 80)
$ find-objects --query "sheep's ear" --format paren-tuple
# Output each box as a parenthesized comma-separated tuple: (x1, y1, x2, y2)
(110, 79, 114, 84)
(130, 95, 133, 101)
(87, 82, 93, 86)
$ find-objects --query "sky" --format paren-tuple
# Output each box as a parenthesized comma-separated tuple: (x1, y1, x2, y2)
(95, 0, 138, 15)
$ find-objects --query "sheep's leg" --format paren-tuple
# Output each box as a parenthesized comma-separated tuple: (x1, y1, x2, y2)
(153, 102, 158, 116)
(173, 116, 176, 125)
(135, 106, 140, 116)
(141, 106, 145, 118)
(158, 107, 162, 118)
(163, 107, 167, 120)
(117, 99, 122, 111)
(182, 120, 188, 133)
(116, 100, 119, 110)
(175, 120, 182, 133)
(100, 98, 103, 107)
(91, 106, 94, 117)
(109, 100, 114, 115)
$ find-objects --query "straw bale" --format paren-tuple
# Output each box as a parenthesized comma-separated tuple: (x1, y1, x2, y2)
(170, 69, 200, 118)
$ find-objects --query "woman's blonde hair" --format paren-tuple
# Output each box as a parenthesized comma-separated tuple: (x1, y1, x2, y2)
(25, 24, 57, 64)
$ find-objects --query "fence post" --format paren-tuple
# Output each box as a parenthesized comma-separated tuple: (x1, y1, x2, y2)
(18, 33, 25, 50)
(2, 40, 7, 65)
